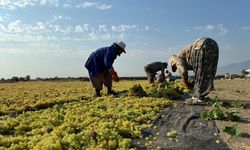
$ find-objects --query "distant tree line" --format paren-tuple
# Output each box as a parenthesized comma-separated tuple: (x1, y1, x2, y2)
(0, 75, 91, 83)
(35, 76, 89, 82)
(0, 71, 249, 83)
(0, 76, 150, 83)
(0, 75, 31, 83)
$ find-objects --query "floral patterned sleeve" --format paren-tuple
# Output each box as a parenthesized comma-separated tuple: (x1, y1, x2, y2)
(176, 59, 188, 81)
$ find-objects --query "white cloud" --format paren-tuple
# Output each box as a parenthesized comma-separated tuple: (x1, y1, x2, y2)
(3, 20, 48, 33)
(0, 16, 3, 22)
(0, 0, 112, 10)
(86, 32, 97, 40)
(62, 3, 71, 8)
(98, 24, 107, 32)
(35, 22, 46, 30)
(0, 0, 60, 9)
(0, 24, 7, 32)
(75, 25, 84, 33)
(101, 33, 111, 40)
(1, 19, 150, 42)
(217, 24, 228, 35)
(87, 31, 110, 40)
(74, 24, 89, 33)
(112, 24, 138, 32)
(241, 26, 250, 31)
(144, 26, 149, 31)
(97, 3, 112, 10)
(76, 1, 112, 10)
(0, 1, 29, 9)
(53, 25, 72, 33)
(83, 24, 89, 31)
(40, 0, 59, 6)
(205, 25, 214, 31)
(25, 22, 47, 32)
(194, 24, 228, 36)
(50, 15, 71, 23)
(195, 24, 214, 31)
(77, 2, 94, 8)
(54, 15, 70, 20)
(8, 20, 23, 32)
(86, 30, 116, 41)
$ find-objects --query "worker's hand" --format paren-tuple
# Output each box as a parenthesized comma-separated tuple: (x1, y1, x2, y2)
(187, 82, 194, 89)
(182, 79, 193, 89)
(111, 70, 119, 82)
(112, 74, 119, 82)
(182, 80, 194, 89)
(182, 79, 188, 87)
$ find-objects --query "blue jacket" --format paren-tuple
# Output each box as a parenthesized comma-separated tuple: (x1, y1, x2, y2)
(85, 44, 118, 77)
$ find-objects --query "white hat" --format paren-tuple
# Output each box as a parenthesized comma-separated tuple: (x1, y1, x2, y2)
(114, 41, 126, 53)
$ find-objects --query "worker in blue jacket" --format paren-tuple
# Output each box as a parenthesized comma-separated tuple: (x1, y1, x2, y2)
(85, 41, 126, 97)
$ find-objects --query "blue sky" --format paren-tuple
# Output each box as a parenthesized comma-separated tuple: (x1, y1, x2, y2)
(0, 0, 250, 78)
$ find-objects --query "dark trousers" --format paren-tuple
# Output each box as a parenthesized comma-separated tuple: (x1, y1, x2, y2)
(89, 71, 112, 90)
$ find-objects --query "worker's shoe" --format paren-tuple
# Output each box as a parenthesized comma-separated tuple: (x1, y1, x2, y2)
(94, 93, 101, 97)
(191, 97, 204, 103)
(94, 90, 101, 97)
(185, 96, 205, 105)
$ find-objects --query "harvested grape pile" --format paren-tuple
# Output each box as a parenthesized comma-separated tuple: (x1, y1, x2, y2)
(128, 81, 191, 99)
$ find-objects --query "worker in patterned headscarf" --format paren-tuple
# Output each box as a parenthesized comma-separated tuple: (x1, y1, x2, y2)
(169, 37, 219, 103)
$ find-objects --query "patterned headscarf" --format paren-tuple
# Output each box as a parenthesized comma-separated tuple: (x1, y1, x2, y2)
(169, 55, 181, 67)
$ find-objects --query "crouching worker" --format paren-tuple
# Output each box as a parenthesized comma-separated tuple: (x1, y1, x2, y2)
(85, 41, 126, 97)
(144, 62, 168, 84)
(169, 37, 219, 103)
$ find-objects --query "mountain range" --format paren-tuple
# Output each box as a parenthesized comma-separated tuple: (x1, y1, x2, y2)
(217, 60, 250, 75)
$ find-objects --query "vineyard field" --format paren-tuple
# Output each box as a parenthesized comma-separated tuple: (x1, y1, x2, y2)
(1, 79, 250, 150)
(0, 81, 173, 149)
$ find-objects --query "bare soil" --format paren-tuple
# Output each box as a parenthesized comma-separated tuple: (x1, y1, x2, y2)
(208, 78, 250, 150)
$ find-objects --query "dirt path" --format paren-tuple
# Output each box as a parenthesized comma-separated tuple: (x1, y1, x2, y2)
(208, 78, 250, 150)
